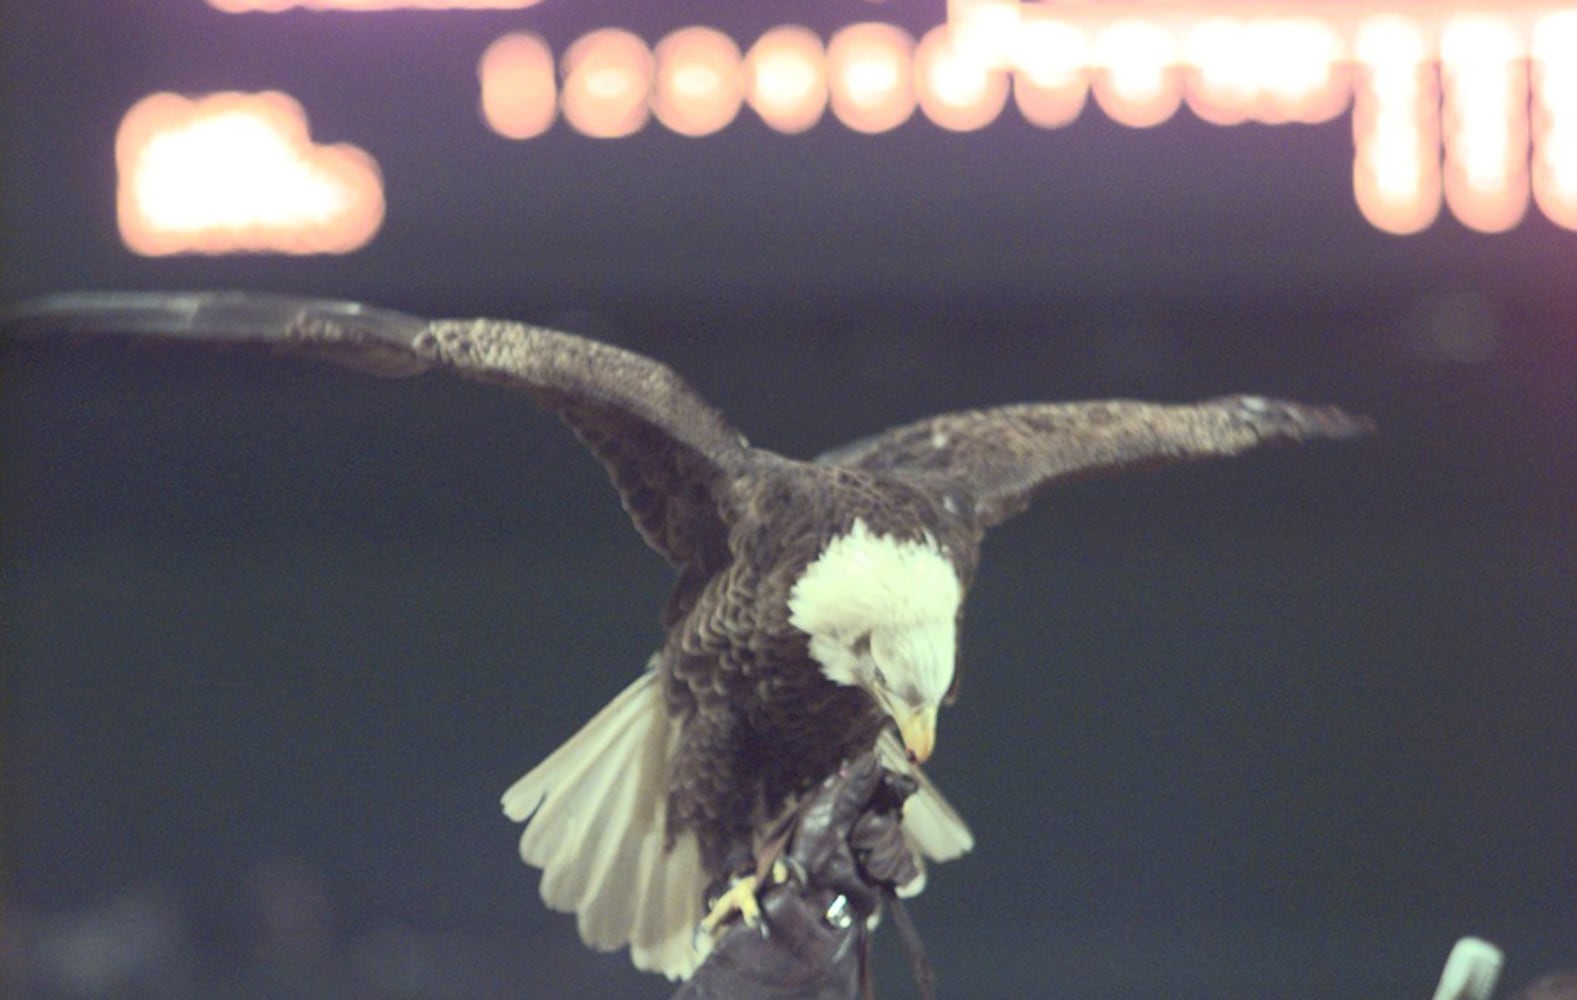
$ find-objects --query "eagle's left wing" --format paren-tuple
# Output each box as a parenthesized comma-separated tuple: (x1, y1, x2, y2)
(6, 291, 752, 571)
(818, 396, 1373, 529)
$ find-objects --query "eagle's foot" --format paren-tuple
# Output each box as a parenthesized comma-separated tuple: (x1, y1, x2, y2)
(770, 858, 797, 885)
(699, 872, 766, 940)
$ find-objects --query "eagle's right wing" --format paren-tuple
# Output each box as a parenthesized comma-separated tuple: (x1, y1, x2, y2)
(6, 291, 753, 572)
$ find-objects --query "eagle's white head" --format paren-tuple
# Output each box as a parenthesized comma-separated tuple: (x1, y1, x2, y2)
(788, 518, 962, 763)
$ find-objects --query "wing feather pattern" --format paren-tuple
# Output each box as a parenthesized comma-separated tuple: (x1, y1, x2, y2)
(820, 396, 1373, 528)
(7, 291, 750, 569)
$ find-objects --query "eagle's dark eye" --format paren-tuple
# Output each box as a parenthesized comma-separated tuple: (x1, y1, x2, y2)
(852, 634, 872, 658)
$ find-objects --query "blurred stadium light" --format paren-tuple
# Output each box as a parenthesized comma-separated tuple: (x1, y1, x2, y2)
(652, 27, 745, 138)
(558, 28, 654, 139)
(120, 1, 1577, 254)
(479, 32, 557, 140)
(116, 91, 384, 255)
(744, 26, 829, 135)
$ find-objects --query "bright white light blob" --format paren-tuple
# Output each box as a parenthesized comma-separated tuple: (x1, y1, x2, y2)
(1183, 16, 1348, 125)
(1532, 11, 1577, 230)
(1010, 15, 1089, 128)
(915, 25, 1008, 131)
(479, 32, 556, 140)
(653, 27, 744, 137)
(1441, 15, 1529, 233)
(827, 22, 917, 134)
(1091, 18, 1181, 127)
(561, 29, 654, 139)
(947, 0, 1023, 69)
(117, 91, 384, 256)
(1352, 16, 1440, 235)
(745, 25, 828, 134)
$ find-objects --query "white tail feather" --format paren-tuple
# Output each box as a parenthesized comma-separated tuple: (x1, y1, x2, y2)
(876, 730, 975, 896)
(501, 668, 708, 980)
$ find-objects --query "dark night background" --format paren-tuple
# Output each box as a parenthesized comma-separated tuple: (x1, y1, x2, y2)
(2, 2, 1574, 997)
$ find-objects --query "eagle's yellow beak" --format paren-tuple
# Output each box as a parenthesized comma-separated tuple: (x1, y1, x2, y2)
(894, 704, 938, 764)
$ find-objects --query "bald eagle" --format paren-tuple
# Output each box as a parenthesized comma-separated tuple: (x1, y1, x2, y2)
(9, 291, 1373, 980)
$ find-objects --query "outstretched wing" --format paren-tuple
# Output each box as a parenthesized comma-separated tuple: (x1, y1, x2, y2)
(7, 290, 752, 570)
(819, 396, 1373, 528)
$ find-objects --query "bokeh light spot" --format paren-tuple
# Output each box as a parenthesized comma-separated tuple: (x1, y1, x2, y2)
(1352, 16, 1440, 235)
(1011, 14, 1089, 128)
(653, 27, 744, 137)
(1091, 19, 1181, 127)
(745, 26, 828, 134)
(1533, 11, 1577, 230)
(915, 25, 1009, 132)
(827, 22, 916, 134)
(116, 91, 384, 256)
(479, 32, 556, 140)
(1441, 15, 1529, 233)
(560, 29, 654, 139)
(1183, 17, 1348, 125)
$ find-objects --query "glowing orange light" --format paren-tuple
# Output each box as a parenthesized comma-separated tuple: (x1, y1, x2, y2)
(210, 0, 538, 9)
(915, 25, 1009, 131)
(1011, 13, 1089, 128)
(479, 32, 556, 140)
(745, 26, 828, 134)
(561, 29, 654, 139)
(1532, 11, 1577, 230)
(459, 5, 1576, 236)
(827, 22, 916, 134)
(116, 91, 383, 256)
(653, 27, 744, 137)
(1440, 15, 1528, 233)
(1183, 17, 1348, 125)
(947, 0, 1023, 69)
(1091, 19, 1181, 128)
(1352, 16, 1440, 235)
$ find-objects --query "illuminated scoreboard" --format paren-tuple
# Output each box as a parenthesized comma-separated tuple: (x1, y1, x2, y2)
(115, 1, 1577, 254)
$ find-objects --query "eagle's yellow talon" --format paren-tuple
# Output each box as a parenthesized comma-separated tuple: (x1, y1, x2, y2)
(700, 874, 762, 936)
